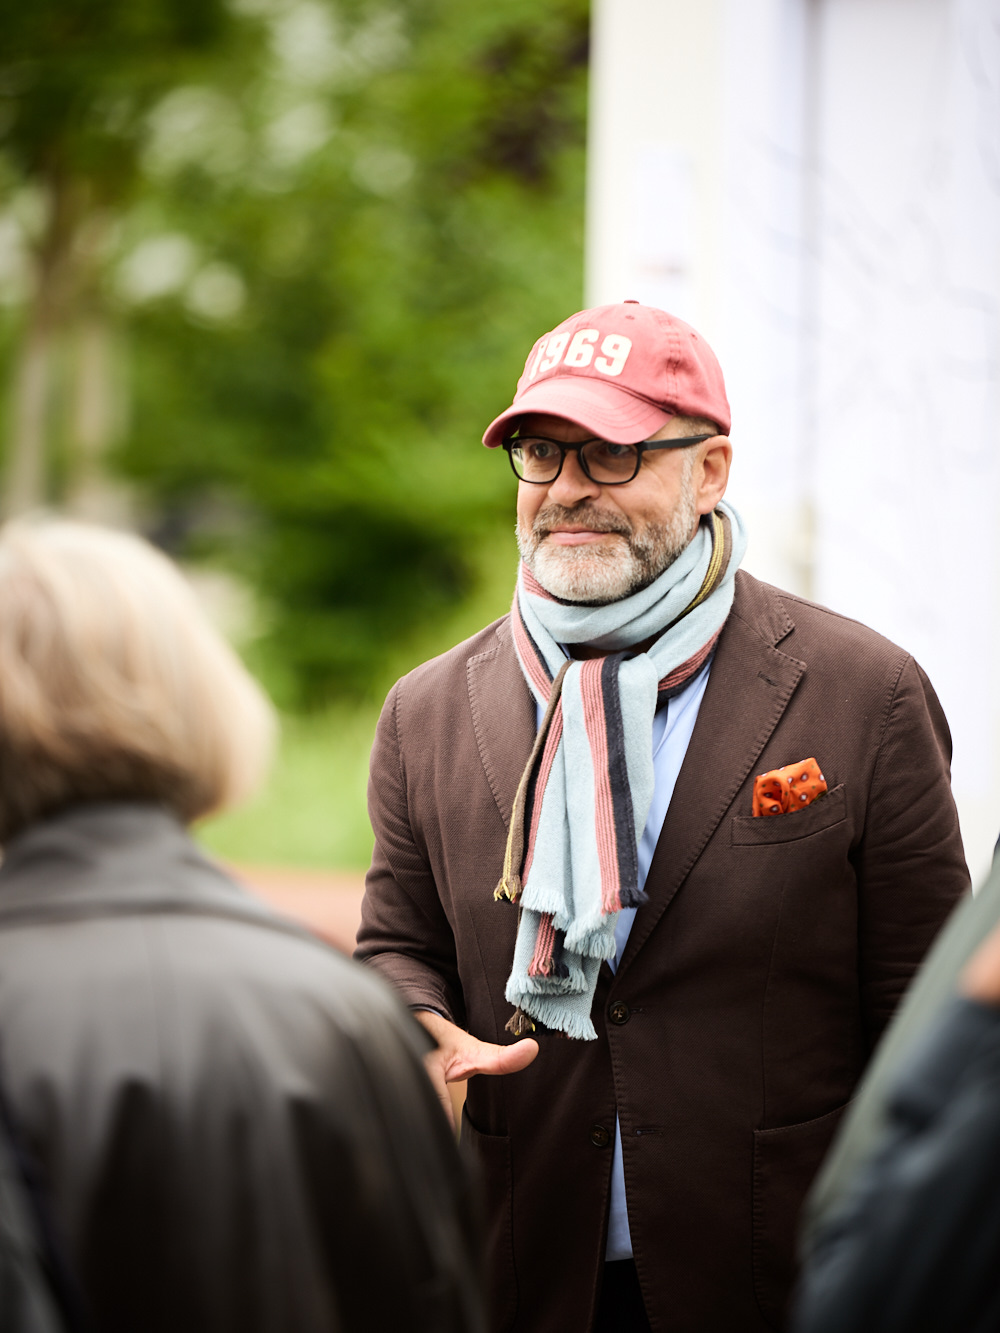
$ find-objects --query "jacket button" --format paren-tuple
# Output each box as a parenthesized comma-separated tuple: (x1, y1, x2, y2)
(590, 1124, 611, 1148)
(609, 1000, 630, 1025)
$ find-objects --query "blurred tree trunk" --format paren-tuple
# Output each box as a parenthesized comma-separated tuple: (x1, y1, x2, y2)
(3, 174, 80, 518)
(65, 213, 129, 524)
(65, 312, 116, 518)
(4, 301, 55, 517)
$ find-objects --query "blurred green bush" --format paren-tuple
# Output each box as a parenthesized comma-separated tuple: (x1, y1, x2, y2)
(199, 520, 520, 868)
(0, 0, 588, 707)
(0, 0, 588, 864)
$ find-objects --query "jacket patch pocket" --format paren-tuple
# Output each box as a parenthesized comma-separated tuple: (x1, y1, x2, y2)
(752, 1101, 848, 1330)
(731, 783, 846, 846)
(461, 1105, 518, 1332)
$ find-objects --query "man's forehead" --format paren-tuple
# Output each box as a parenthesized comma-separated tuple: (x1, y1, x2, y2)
(517, 413, 594, 439)
(513, 412, 704, 442)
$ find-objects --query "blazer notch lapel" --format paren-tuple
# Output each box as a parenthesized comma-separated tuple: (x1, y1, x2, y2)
(616, 584, 806, 975)
(731, 569, 796, 645)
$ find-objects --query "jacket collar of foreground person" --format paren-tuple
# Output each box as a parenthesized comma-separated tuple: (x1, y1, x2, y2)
(480, 302, 742, 1040)
(0, 801, 303, 934)
(0, 799, 489, 1333)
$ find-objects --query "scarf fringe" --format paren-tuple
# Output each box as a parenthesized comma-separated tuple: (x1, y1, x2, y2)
(617, 884, 649, 911)
(527, 959, 570, 979)
(509, 1003, 597, 1042)
(505, 1006, 537, 1037)
(601, 882, 649, 913)
(494, 872, 522, 903)
(528, 911, 563, 978)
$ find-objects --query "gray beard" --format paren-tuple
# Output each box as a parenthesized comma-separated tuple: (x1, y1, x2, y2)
(516, 478, 699, 605)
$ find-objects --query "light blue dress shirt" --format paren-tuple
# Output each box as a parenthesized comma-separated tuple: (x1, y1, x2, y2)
(535, 658, 712, 1261)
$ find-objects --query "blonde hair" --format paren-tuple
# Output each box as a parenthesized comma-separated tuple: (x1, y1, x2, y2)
(0, 518, 276, 841)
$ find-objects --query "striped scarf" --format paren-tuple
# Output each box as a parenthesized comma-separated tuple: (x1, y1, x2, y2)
(499, 501, 747, 1040)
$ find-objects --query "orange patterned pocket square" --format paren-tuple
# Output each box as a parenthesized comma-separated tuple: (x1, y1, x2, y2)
(753, 757, 828, 817)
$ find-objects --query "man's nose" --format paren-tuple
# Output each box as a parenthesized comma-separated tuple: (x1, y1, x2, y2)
(547, 449, 603, 506)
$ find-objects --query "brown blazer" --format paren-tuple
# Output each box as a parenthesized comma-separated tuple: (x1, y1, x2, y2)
(356, 571, 968, 1333)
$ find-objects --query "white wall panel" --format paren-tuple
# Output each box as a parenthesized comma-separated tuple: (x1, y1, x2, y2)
(810, 0, 1000, 878)
(586, 0, 725, 328)
(715, 0, 815, 595)
(588, 0, 1000, 879)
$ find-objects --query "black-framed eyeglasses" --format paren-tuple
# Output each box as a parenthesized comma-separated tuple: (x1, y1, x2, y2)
(502, 433, 714, 486)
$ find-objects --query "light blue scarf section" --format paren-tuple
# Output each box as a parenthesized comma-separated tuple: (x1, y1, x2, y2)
(506, 500, 747, 1039)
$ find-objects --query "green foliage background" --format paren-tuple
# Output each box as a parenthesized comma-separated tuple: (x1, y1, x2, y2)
(0, 0, 589, 867)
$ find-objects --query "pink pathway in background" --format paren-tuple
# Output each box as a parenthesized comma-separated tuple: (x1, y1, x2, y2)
(229, 863, 467, 1123)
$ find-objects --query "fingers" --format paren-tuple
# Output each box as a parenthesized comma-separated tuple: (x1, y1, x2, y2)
(412, 1010, 539, 1087)
(448, 1036, 539, 1082)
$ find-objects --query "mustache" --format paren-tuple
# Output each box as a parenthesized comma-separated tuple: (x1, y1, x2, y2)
(531, 504, 633, 539)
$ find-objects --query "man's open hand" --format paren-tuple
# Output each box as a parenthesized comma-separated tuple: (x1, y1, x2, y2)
(414, 1010, 539, 1128)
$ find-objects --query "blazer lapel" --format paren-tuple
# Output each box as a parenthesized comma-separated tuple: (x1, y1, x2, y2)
(617, 575, 805, 973)
(467, 617, 537, 832)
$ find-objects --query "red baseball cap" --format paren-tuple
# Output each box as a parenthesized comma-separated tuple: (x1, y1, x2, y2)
(482, 301, 731, 447)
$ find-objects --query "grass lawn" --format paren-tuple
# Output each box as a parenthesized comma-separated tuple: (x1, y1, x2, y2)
(197, 521, 519, 873)
(197, 703, 379, 871)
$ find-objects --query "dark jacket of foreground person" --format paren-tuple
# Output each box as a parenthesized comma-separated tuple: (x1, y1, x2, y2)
(802, 852, 1000, 1240)
(0, 1092, 69, 1333)
(792, 995, 1000, 1333)
(0, 802, 485, 1333)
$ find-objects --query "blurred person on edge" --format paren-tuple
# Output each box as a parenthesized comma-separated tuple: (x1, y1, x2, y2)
(792, 912, 1000, 1333)
(0, 519, 485, 1333)
(792, 869, 1000, 1332)
(355, 302, 968, 1333)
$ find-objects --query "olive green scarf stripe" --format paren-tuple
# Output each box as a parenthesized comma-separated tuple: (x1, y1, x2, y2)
(494, 658, 572, 904)
(664, 509, 729, 631)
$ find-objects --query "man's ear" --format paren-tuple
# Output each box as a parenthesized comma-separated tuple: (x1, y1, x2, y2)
(695, 437, 732, 515)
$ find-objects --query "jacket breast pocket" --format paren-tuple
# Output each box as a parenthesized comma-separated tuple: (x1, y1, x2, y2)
(731, 783, 846, 846)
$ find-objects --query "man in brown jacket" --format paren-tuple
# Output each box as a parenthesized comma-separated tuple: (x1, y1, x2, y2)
(356, 302, 968, 1333)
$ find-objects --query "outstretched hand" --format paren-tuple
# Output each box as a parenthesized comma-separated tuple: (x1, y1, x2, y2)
(414, 1009, 539, 1128)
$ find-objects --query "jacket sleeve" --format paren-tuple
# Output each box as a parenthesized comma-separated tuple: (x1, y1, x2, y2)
(355, 681, 465, 1025)
(152, 949, 485, 1333)
(277, 966, 487, 1333)
(792, 996, 1000, 1333)
(855, 655, 969, 1047)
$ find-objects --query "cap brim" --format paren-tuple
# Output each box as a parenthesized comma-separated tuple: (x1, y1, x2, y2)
(482, 377, 673, 448)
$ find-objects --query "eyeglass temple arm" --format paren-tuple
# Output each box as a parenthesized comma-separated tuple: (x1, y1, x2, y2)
(639, 434, 715, 452)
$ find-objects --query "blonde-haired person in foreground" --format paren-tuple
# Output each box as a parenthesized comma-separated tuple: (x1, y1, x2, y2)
(0, 519, 485, 1333)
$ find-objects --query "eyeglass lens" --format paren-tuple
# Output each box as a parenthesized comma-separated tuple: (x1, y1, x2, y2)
(510, 438, 639, 484)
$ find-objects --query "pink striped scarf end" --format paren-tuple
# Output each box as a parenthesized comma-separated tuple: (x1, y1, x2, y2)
(527, 911, 569, 978)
